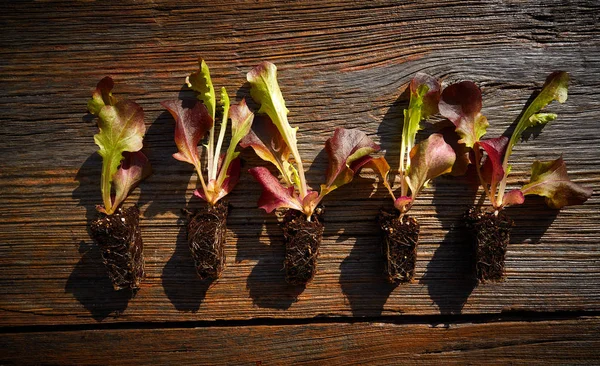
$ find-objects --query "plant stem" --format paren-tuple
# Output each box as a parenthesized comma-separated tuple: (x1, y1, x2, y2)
(384, 181, 396, 201)
(195, 162, 208, 202)
(474, 145, 495, 207)
(294, 151, 308, 199)
(206, 113, 216, 182)
(212, 108, 229, 180)
(101, 154, 115, 214)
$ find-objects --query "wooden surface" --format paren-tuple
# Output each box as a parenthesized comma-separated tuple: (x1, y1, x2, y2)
(1, 0, 599, 364)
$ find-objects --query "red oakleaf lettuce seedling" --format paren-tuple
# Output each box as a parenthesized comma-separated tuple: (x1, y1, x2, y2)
(366, 73, 457, 283)
(241, 62, 380, 285)
(87, 76, 151, 291)
(161, 59, 254, 280)
(440, 72, 592, 282)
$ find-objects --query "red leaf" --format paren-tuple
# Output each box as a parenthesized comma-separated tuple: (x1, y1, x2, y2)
(439, 81, 488, 148)
(521, 157, 592, 209)
(478, 136, 509, 191)
(112, 151, 151, 210)
(394, 196, 412, 212)
(220, 156, 242, 197)
(87, 76, 117, 114)
(406, 133, 456, 197)
(322, 128, 380, 195)
(249, 167, 303, 213)
(502, 189, 524, 207)
(161, 99, 213, 169)
(438, 125, 471, 176)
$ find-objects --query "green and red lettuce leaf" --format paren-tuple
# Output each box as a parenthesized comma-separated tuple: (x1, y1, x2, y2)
(247, 62, 308, 197)
(320, 128, 380, 197)
(240, 115, 295, 186)
(161, 99, 213, 173)
(504, 72, 569, 162)
(248, 167, 303, 213)
(89, 77, 148, 215)
(439, 81, 488, 148)
(401, 73, 441, 172)
(186, 59, 216, 119)
(502, 189, 525, 207)
(478, 136, 508, 199)
(363, 156, 396, 199)
(495, 72, 571, 205)
(162, 96, 252, 205)
(87, 77, 117, 115)
(521, 157, 592, 209)
(402, 133, 456, 211)
(215, 99, 254, 186)
(110, 151, 152, 213)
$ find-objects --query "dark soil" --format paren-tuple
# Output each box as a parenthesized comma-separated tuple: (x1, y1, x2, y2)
(378, 209, 420, 284)
(281, 208, 324, 285)
(186, 200, 228, 280)
(90, 206, 145, 291)
(465, 207, 514, 283)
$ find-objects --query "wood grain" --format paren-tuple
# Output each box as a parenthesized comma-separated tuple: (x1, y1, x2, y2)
(1, 0, 599, 330)
(2, 317, 600, 365)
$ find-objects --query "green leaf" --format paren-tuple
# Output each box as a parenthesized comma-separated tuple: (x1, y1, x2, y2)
(247, 62, 308, 198)
(401, 73, 441, 171)
(505, 72, 569, 162)
(529, 113, 557, 124)
(211, 86, 232, 180)
(89, 77, 146, 214)
(496, 72, 570, 206)
(247, 62, 297, 155)
(186, 59, 216, 119)
(521, 157, 592, 209)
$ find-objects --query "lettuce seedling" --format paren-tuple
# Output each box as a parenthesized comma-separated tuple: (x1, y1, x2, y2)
(87, 77, 151, 291)
(161, 59, 254, 280)
(367, 73, 457, 283)
(439, 72, 593, 282)
(241, 62, 380, 285)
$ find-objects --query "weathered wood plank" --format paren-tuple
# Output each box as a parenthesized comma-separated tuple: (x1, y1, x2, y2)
(1, 0, 599, 326)
(2, 317, 600, 365)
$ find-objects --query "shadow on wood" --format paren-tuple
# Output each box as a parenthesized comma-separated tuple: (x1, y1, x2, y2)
(70, 146, 136, 320)
(339, 224, 397, 316)
(376, 85, 409, 185)
(65, 241, 134, 321)
(505, 195, 558, 245)
(72, 149, 102, 223)
(235, 213, 305, 310)
(338, 176, 397, 317)
(162, 195, 215, 312)
(421, 171, 479, 317)
(139, 110, 189, 218)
